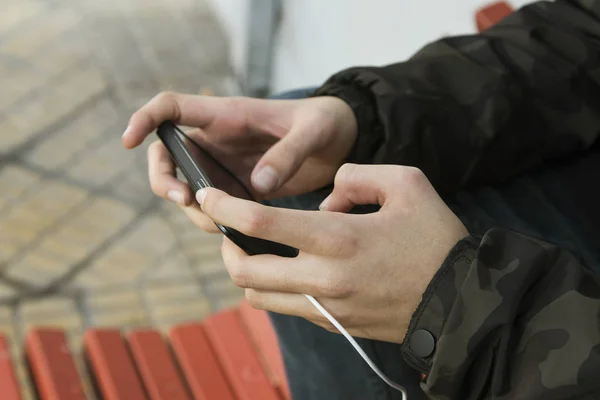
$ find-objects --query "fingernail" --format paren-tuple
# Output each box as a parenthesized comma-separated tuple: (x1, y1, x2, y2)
(167, 190, 184, 204)
(122, 126, 131, 139)
(319, 194, 331, 211)
(196, 188, 207, 205)
(253, 165, 279, 192)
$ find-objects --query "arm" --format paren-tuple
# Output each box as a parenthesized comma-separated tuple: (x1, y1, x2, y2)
(404, 229, 600, 399)
(315, 0, 600, 193)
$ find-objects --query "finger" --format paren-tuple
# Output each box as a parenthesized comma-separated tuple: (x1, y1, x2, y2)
(147, 141, 193, 205)
(245, 289, 314, 318)
(221, 238, 347, 296)
(251, 125, 325, 194)
(319, 164, 426, 212)
(244, 289, 342, 334)
(178, 203, 221, 233)
(123, 92, 284, 149)
(199, 188, 356, 255)
(123, 92, 222, 148)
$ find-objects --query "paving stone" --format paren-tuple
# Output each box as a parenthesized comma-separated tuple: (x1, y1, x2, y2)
(0, 283, 16, 297)
(204, 277, 244, 310)
(0, 64, 108, 152)
(108, 163, 156, 208)
(0, 8, 80, 58)
(0, 0, 44, 36)
(0, 166, 41, 213)
(25, 99, 118, 170)
(92, 308, 151, 329)
(20, 297, 76, 316)
(146, 251, 194, 281)
(0, 236, 24, 265)
(20, 298, 82, 331)
(7, 250, 72, 284)
(66, 135, 132, 187)
(0, 1, 237, 390)
(119, 215, 175, 256)
(87, 289, 144, 311)
(87, 245, 153, 283)
(194, 255, 228, 277)
(144, 281, 211, 326)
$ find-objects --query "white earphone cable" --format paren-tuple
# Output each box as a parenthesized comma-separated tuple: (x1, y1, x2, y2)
(181, 134, 409, 399)
(304, 294, 408, 400)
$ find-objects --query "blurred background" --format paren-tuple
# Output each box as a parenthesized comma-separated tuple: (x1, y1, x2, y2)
(0, 0, 528, 396)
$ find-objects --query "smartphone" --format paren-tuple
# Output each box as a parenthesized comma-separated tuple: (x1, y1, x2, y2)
(156, 121, 299, 258)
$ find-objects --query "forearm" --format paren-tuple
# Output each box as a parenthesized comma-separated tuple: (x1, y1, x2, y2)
(315, 0, 600, 194)
(402, 228, 600, 399)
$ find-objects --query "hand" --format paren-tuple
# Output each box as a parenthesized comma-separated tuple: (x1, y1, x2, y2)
(122, 92, 357, 232)
(197, 164, 468, 343)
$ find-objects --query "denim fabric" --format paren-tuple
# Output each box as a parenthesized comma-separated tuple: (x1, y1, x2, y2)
(264, 88, 600, 399)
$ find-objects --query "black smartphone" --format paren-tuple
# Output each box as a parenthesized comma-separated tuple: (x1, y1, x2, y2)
(156, 121, 299, 258)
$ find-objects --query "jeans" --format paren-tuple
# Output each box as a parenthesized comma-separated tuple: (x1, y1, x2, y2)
(265, 88, 600, 400)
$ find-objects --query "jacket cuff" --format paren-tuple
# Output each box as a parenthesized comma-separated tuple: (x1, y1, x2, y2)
(312, 82, 384, 165)
(401, 235, 480, 373)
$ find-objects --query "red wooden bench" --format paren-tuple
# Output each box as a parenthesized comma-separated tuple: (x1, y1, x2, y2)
(0, 3, 513, 398)
(1, 301, 290, 400)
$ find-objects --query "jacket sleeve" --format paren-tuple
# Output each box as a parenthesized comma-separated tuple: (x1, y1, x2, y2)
(401, 229, 600, 399)
(313, 0, 600, 194)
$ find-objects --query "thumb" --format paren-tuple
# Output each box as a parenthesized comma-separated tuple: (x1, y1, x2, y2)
(319, 164, 398, 213)
(251, 127, 320, 194)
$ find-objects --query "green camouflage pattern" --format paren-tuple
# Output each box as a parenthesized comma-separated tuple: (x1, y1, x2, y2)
(404, 231, 600, 399)
(315, 0, 600, 398)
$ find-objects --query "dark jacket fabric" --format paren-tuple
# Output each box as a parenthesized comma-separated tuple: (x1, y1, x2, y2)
(315, 1, 600, 398)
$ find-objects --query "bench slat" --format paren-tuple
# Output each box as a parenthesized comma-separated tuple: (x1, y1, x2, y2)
(127, 330, 190, 400)
(0, 334, 22, 400)
(169, 323, 235, 400)
(84, 329, 147, 400)
(25, 328, 87, 400)
(204, 309, 281, 400)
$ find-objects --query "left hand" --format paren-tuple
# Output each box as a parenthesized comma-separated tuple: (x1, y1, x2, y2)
(197, 164, 468, 343)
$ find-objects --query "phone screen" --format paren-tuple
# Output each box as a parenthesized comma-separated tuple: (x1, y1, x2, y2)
(176, 130, 253, 201)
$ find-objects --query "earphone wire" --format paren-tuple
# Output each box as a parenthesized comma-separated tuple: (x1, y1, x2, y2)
(184, 132, 408, 399)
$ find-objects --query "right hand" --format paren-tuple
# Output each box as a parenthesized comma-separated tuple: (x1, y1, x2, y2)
(122, 91, 357, 232)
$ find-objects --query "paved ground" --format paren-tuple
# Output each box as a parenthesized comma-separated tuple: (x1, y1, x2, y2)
(0, 0, 242, 396)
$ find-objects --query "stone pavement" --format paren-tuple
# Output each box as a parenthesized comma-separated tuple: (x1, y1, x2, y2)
(0, 0, 242, 396)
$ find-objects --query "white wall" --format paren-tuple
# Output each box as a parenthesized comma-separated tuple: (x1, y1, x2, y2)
(206, 0, 249, 81)
(207, 0, 533, 94)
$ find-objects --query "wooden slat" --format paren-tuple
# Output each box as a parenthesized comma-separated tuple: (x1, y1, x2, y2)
(0, 334, 22, 400)
(126, 329, 190, 400)
(25, 328, 86, 400)
(239, 301, 290, 400)
(475, 1, 514, 32)
(169, 323, 235, 400)
(84, 329, 147, 400)
(204, 309, 281, 400)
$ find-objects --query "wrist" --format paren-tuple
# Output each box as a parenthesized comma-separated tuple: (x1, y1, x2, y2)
(401, 236, 479, 371)
(312, 84, 383, 165)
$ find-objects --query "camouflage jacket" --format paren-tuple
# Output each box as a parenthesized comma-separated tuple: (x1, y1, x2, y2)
(315, 1, 600, 399)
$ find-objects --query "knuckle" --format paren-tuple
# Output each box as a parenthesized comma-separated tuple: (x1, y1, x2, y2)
(147, 140, 161, 157)
(336, 163, 359, 184)
(314, 270, 356, 298)
(200, 193, 217, 215)
(324, 230, 360, 258)
(230, 268, 251, 288)
(241, 207, 273, 236)
(398, 166, 425, 186)
(149, 181, 161, 196)
(154, 90, 177, 104)
(315, 319, 338, 334)
(197, 218, 218, 232)
(225, 257, 251, 288)
(245, 289, 265, 309)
